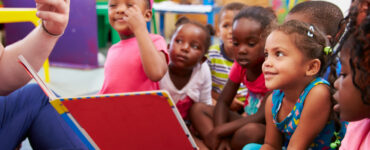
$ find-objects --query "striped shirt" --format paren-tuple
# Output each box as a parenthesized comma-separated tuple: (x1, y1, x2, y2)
(207, 43, 247, 102)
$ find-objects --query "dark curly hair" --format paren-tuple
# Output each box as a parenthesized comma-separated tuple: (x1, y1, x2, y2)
(233, 6, 277, 38)
(173, 16, 215, 53)
(345, 15, 370, 104)
(330, 0, 370, 104)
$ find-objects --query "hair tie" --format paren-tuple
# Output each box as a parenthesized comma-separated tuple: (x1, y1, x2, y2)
(330, 131, 341, 149)
(324, 46, 332, 55)
(307, 25, 314, 38)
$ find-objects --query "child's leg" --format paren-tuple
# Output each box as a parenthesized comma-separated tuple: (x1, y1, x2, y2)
(230, 123, 265, 150)
(0, 84, 87, 149)
(193, 135, 209, 150)
(189, 102, 215, 139)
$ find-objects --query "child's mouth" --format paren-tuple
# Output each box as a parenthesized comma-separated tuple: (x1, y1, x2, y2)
(175, 55, 187, 62)
(238, 59, 249, 65)
(263, 71, 277, 80)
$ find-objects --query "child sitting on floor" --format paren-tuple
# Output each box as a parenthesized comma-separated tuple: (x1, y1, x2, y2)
(333, 0, 370, 149)
(207, 2, 247, 111)
(190, 6, 277, 150)
(159, 17, 214, 120)
(99, 0, 168, 94)
(247, 20, 343, 150)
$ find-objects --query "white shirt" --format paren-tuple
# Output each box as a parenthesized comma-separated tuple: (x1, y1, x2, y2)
(160, 62, 212, 105)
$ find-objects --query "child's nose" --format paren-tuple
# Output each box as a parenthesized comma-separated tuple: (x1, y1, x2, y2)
(116, 5, 127, 14)
(237, 46, 248, 55)
(180, 43, 190, 52)
(263, 57, 272, 67)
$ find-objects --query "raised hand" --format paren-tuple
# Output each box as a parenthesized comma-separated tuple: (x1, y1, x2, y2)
(35, 0, 70, 36)
(122, 4, 148, 34)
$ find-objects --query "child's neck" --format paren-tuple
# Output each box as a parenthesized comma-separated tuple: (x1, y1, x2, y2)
(282, 77, 315, 103)
(168, 64, 193, 90)
(120, 33, 135, 40)
(223, 45, 234, 61)
(245, 64, 263, 82)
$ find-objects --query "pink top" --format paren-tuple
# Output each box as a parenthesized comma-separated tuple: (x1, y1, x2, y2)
(99, 34, 168, 94)
(340, 118, 370, 150)
(229, 62, 268, 94)
(229, 62, 269, 115)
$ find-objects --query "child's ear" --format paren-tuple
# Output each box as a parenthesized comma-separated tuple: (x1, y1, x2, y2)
(143, 9, 153, 22)
(305, 59, 321, 76)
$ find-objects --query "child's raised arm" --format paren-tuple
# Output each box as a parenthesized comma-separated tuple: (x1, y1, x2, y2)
(286, 84, 331, 149)
(124, 5, 168, 81)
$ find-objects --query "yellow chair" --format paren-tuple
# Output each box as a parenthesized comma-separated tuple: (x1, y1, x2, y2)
(0, 8, 51, 82)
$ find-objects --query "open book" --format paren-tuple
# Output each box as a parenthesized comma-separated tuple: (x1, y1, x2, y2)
(18, 55, 198, 150)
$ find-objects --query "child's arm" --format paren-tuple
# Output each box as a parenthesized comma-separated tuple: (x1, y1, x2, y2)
(211, 91, 267, 137)
(213, 79, 240, 126)
(0, 0, 70, 95)
(124, 5, 167, 82)
(260, 94, 282, 150)
(287, 84, 331, 149)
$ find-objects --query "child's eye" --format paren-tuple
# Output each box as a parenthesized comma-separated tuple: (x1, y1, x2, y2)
(264, 52, 269, 58)
(276, 51, 284, 57)
(222, 24, 229, 28)
(248, 43, 256, 47)
(191, 44, 200, 49)
(233, 41, 239, 46)
(127, 3, 133, 7)
(109, 4, 117, 7)
(175, 39, 182, 43)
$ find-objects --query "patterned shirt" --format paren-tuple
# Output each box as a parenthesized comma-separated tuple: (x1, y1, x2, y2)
(272, 78, 346, 149)
(207, 43, 247, 102)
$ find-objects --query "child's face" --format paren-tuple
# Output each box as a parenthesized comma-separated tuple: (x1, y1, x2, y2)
(219, 10, 238, 52)
(232, 18, 265, 69)
(169, 24, 207, 69)
(333, 43, 370, 121)
(108, 0, 148, 35)
(262, 31, 309, 90)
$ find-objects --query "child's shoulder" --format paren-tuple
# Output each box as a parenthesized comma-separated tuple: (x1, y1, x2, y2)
(304, 80, 331, 108)
(208, 44, 221, 54)
(149, 34, 166, 41)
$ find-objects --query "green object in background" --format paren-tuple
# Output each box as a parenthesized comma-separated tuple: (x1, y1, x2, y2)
(96, 1, 110, 48)
(154, 0, 166, 2)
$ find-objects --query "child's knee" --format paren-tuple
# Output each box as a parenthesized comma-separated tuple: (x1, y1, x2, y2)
(189, 102, 207, 115)
(234, 123, 265, 143)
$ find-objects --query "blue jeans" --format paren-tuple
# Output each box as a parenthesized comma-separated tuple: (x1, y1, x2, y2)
(0, 84, 87, 149)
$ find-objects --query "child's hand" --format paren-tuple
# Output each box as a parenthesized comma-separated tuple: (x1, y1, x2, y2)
(123, 5, 147, 34)
(204, 130, 221, 150)
(217, 140, 231, 150)
(230, 98, 244, 112)
(35, 0, 70, 35)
